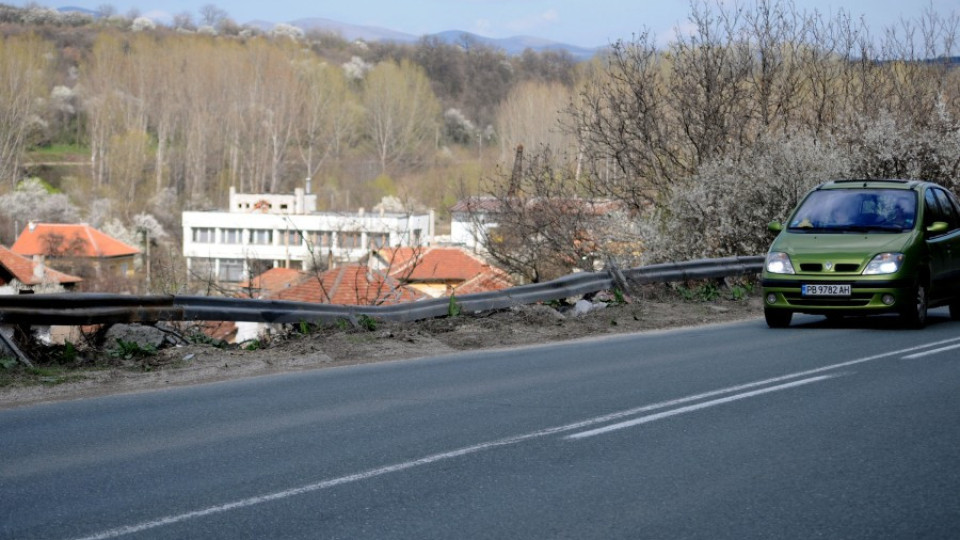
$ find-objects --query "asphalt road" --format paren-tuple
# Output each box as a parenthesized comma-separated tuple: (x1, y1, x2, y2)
(3, 310, 960, 539)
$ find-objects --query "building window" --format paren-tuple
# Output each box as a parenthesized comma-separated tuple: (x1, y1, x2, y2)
(368, 232, 388, 249)
(339, 232, 361, 249)
(308, 231, 330, 248)
(222, 229, 242, 244)
(219, 259, 244, 282)
(250, 229, 273, 245)
(192, 227, 215, 243)
(190, 258, 215, 280)
(279, 230, 302, 246)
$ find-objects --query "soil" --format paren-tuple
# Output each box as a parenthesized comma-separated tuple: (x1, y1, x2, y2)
(0, 286, 764, 410)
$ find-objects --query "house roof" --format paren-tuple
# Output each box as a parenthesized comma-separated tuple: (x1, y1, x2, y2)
(453, 269, 515, 295)
(378, 246, 513, 291)
(236, 267, 306, 298)
(273, 265, 425, 306)
(11, 223, 140, 258)
(0, 245, 82, 285)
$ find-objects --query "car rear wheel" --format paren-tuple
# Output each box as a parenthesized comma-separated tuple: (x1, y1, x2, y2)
(764, 308, 793, 328)
(899, 282, 928, 329)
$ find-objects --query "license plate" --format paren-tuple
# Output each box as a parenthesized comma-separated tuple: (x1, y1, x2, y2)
(802, 284, 851, 296)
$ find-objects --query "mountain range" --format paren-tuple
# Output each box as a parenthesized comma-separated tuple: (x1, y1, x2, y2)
(58, 6, 602, 60)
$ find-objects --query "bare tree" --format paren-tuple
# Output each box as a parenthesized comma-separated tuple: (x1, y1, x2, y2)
(0, 34, 54, 186)
(363, 59, 442, 174)
(469, 146, 629, 283)
(198, 4, 227, 27)
(294, 60, 358, 194)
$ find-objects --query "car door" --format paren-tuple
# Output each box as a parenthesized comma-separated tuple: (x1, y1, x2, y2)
(934, 188, 960, 298)
(925, 187, 960, 301)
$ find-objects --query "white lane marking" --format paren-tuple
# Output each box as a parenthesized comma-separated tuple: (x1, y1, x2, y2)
(903, 343, 960, 359)
(566, 375, 838, 440)
(72, 336, 960, 540)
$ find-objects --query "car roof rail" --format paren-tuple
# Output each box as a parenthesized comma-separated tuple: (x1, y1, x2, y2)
(821, 178, 918, 189)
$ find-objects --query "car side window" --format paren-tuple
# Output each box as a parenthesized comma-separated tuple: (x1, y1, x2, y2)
(933, 188, 960, 231)
(924, 189, 942, 228)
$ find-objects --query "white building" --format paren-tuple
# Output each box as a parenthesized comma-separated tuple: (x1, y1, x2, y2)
(183, 187, 434, 282)
(449, 197, 499, 250)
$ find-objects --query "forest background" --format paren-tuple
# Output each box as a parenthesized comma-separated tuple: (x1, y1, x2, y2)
(0, 1, 958, 293)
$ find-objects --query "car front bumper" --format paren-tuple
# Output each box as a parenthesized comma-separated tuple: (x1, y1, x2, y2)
(761, 277, 913, 315)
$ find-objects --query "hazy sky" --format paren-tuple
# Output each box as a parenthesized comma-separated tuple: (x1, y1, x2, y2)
(40, 1, 959, 48)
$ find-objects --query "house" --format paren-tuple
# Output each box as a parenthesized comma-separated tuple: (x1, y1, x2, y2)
(10, 222, 140, 282)
(235, 267, 306, 299)
(370, 246, 513, 298)
(182, 187, 435, 283)
(273, 265, 426, 306)
(0, 245, 82, 293)
(449, 196, 501, 250)
(450, 196, 626, 252)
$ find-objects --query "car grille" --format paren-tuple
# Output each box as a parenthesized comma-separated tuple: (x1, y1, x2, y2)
(798, 263, 861, 273)
(783, 292, 874, 307)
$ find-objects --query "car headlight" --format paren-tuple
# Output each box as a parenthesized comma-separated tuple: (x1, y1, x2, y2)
(765, 252, 795, 274)
(862, 252, 904, 275)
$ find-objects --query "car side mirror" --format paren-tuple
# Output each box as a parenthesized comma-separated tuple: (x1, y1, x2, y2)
(768, 221, 783, 233)
(926, 221, 949, 235)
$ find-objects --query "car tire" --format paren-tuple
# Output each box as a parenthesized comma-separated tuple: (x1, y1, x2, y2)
(824, 313, 844, 323)
(764, 308, 792, 328)
(950, 301, 960, 321)
(899, 281, 928, 329)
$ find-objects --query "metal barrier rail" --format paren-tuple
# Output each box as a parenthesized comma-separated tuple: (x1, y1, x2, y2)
(0, 256, 764, 326)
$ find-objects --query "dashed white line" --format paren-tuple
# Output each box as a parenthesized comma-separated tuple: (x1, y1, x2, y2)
(72, 336, 960, 540)
(566, 375, 838, 440)
(903, 342, 960, 359)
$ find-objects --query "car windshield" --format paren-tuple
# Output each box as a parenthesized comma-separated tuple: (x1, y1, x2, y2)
(788, 189, 917, 233)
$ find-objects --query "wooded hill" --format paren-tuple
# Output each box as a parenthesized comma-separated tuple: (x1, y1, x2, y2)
(1, 1, 959, 290)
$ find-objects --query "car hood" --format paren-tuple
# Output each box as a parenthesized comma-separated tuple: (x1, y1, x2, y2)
(771, 231, 913, 261)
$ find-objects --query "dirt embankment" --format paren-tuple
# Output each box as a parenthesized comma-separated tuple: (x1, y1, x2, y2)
(0, 288, 763, 409)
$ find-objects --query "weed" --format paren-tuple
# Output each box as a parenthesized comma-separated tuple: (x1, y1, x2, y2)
(728, 281, 754, 301)
(0, 356, 17, 370)
(448, 295, 462, 317)
(674, 281, 722, 302)
(357, 314, 378, 331)
(243, 339, 262, 351)
(335, 318, 350, 331)
(696, 282, 721, 301)
(613, 288, 626, 305)
(60, 341, 78, 363)
(109, 339, 157, 360)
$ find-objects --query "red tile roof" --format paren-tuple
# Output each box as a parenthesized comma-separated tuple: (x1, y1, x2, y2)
(379, 246, 513, 293)
(11, 223, 140, 258)
(273, 265, 426, 306)
(453, 270, 514, 295)
(0, 245, 82, 286)
(236, 267, 306, 298)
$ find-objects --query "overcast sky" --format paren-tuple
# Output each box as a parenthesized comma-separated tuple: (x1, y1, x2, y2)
(40, 1, 959, 48)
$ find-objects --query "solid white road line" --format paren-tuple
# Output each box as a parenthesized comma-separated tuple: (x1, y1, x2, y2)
(72, 336, 960, 540)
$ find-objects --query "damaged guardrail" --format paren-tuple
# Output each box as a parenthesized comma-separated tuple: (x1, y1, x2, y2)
(0, 255, 764, 326)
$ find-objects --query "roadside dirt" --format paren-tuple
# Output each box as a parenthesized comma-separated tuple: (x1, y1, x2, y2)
(0, 285, 763, 409)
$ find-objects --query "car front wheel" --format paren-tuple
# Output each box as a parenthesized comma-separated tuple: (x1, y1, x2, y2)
(950, 300, 960, 321)
(764, 308, 793, 328)
(899, 282, 928, 329)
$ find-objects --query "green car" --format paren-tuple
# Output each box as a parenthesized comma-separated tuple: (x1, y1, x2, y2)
(762, 179, 960, 328)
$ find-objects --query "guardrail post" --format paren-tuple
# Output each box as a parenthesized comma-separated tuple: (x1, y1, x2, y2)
(0, 324, 34, 369)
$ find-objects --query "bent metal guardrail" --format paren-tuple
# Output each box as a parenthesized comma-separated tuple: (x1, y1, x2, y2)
(0, 256, 764, 327)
